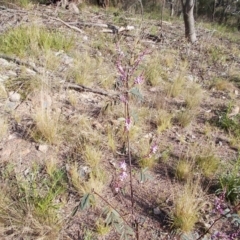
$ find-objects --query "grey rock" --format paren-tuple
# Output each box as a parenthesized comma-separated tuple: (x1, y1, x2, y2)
(0, 74, 9, 82)
(38, 144, 48, 153)
(9, 91, 21, 102)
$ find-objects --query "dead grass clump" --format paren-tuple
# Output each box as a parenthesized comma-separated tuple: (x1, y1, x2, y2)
(166, 74, 186, 98)
(0, 118, 8, 141)
(170, 179, 205, 233)
(175, 159, 192, 181)
(211, 78, 235, 91)
(32, 108, 61, 144)
(184, 83, 203, 110)
(144, 53, 168, 86)
(175, 110, 195, 128)
(196, 154, 221, 178)
(67, 162, 106, 198)
(154, 109, 173, 133)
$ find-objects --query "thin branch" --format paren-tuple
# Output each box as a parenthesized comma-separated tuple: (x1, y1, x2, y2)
(63, 82, 119, 99)
(0, 54, 41, 73)
(196, 202, 240, 240)
(50, 17, 85, 34)
(92, 190, 132, 228)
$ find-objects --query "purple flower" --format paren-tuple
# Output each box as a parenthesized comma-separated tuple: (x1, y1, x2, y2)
(150, 143, 158, 154)
(119, 171, 127, 181)
(116, 61, 126, 80)
(120, 161, 127, 171)
(120, 95, 127, 103)
(125, 118, 131, 131)
(134, 74, 144, 84)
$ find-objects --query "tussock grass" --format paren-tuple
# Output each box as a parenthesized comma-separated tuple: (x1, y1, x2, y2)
(144, 53, 168, 86)
(211, 78, 235, 91)
(196, 154, 221, 178)
(67, 53, 101, 87)
(155, 109, 173, 132)
(184, 83, 203, 110)
(0, 118, 8, 141)
(67, 162, 106, 197)
(167, 74, 186, 98)
(176, 109, 195, 128)
(171, 178, 205, 233)
(32, 108, 61, 144)
(175, 159, 192, 181)
(0, 164, 67, 239)
(0, 25, 73, 57)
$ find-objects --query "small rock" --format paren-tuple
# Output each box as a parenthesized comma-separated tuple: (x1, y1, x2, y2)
(7, 70, 17, 77)
(82, 36, 88, 41)
(55, 50, 64, 56)
(9, 91, 21, 102)
(0, 58, 11, 66)
(234, 89, 238, 95)
(62, 55, 74, 65)
(25, 68, 36, 76)
(153, 207, 161, 215)
(186, 75, 194, 82)
(38, 144, 48, 153)
(228, 106, 239, 117)
(5, 100, 18, 110)
(79, 165, 91, 178)
(0, 74, 9, 82)
(149, 87, 160, 92)
(8, 133, 20, 140)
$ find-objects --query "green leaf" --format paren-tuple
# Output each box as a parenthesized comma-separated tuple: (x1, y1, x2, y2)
(129, 87, 143, 101)
(139, 167, 152, 183)
(72, 205, 79, 217)
(80, 193, 91, 210)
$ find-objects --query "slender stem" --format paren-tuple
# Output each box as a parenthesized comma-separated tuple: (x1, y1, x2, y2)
(126, 69, 134, 215)
(92, 190, 131, 228)
(196, 202, 240, 240)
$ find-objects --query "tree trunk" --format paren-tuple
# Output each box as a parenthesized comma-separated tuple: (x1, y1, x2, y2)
(181, 0, 197, 43)
(170, 0, 175, 16)
(212, 0, 217, 22)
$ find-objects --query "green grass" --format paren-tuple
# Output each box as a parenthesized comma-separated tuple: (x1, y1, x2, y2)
(0, 162, 67, 238)
(196, 154, 221, 178)
(0, 25, 73, 57)
(175, 159, 192, 181)
(171, 179, 205, 233)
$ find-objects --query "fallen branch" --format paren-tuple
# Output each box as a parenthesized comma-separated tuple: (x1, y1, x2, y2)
(63, 82, 118, 99)
(50, 17, 85, 34)
(0, 54, 41, 73)
(77, 22, 134, 34)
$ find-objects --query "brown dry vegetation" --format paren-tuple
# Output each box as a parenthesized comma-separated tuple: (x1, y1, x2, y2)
(0, 1, 240, 240)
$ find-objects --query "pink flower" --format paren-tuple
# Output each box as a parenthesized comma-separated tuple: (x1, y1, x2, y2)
(125, 118, 131, 131)
(119, 171, 127, 181)
(151, 144, 158, 154)
(134, 73, 144, 84)
(120, 95, 127, 103)
(120, 161, 127, 171)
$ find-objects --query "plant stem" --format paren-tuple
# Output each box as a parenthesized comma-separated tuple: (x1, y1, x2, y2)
(126, 69, 134, 215)
(196, 202, 240, 240)
(92, 189, 131, 228)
